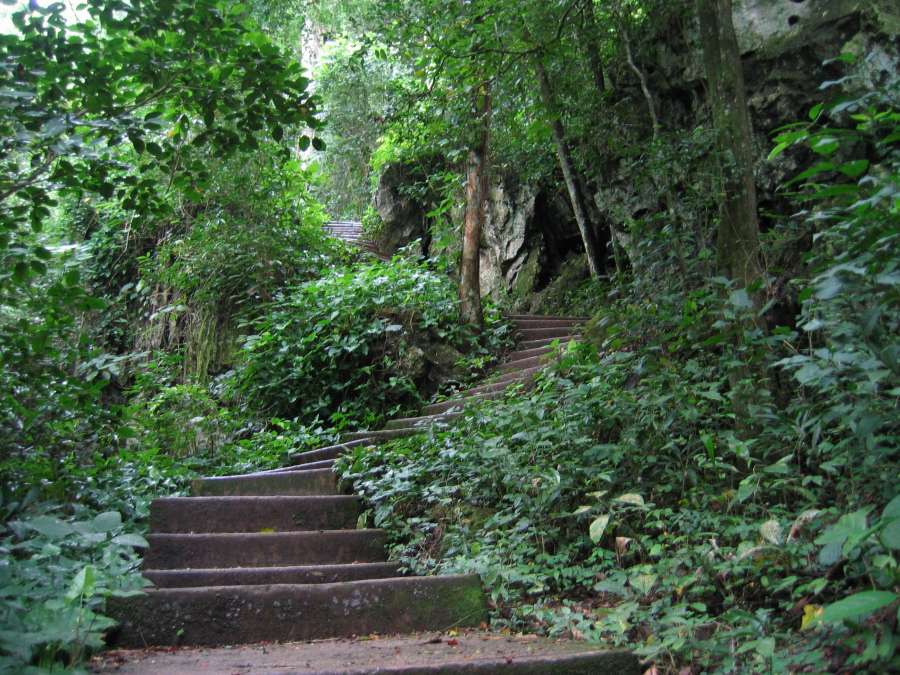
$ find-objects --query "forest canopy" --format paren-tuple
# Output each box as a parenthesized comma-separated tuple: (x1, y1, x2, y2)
(0, 0, 897, 672)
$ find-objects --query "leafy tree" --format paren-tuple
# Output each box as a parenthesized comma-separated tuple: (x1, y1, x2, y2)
(0, 0, 320, 301)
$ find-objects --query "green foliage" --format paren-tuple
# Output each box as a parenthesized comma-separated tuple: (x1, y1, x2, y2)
(0, 0, 319, 300)
(337, 66, 899, 673)
(0, 505, 148, 672)
(233, 257, 488, 428)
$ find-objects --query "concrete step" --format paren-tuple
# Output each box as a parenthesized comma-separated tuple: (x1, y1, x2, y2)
(518, 334, 581, 351)
(498, 353, 554, 373)
(511, 318, 583, 329)
(254, 458, 335, 473)
(94, 632, 639, 673)
(192, 468, 337, 497)
(107, 575, 488, 647)
(341, 427, 425, 443)
(517, 326, 579, 341)
(463, 366, 542, 397)
(144, 562, 402, 588)
(149, 496, 360, 534)
(143, 530, 388, 569)
(422, 389, 510, 416)
(506, 344, 555, 362)
(383, 411, 461, 431)
(506, 313, 590, 321)
(290, 439, 373, 466)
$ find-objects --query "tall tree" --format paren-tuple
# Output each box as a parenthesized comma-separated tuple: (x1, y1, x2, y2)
(696, 0, 763, 289)
(459, 81, 492, 327)
(530, 50, 606, 277)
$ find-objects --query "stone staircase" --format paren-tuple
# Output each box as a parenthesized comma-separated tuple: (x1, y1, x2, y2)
(104, 220, 637, 671)
(107, 315, 584, 649)
(323, 220, 384, 258)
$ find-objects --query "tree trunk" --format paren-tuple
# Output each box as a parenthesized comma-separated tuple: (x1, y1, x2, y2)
(621, 25, 660, 142)
(459, 81, 492, 329)
(533, 55, 605, 278)
(696, 0, 762, 290)
(580, 3, 608, 96)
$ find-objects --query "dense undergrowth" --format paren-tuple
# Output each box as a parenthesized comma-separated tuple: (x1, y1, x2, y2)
(1, 0, 897, 672)
(338, 88, 900, 672)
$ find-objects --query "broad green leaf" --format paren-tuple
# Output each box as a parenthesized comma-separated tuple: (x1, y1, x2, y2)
(821, 591, 896, 624)
(92, 511, 122, 533)
(816, 508, 869, 546)
(24, 516, 74, 539)
(630, 573, 657, 595)
(838, 159, 869, 178)
(589, 514, 610, 543)
(65, 565, 96, 602)
(112, 533, 149, 548)
(883, 495, 900, 520)
(759, 519, 783, 546)
(614, 493, 645, 507)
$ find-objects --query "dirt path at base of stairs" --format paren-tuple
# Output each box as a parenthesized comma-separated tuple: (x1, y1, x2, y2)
(91, 630, 638, 674)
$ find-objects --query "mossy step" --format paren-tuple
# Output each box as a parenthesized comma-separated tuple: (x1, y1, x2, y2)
(510, 318, 583, 329)
(383, 411, 461, 431)
(518, 334, 581, 351)
(107, 575, 488, 647)
(95, 632, 639, 674)
(463, 367, 541, 397)
(192, 468, 337, 497)
(341, 427, 425, 443)
(517, 326, 579, 341)
(144, 562, 402, 588)
(498, 353, 554, 373)
(143, 530, 388, 569)
(505, 345, 552, 362)
(421, 389, 510, 416)
(289, 438, 374, 466)
(506, 313, 590, 321)
(150, 495, 360, 534)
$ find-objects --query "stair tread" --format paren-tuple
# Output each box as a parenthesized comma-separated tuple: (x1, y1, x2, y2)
(107, 575, 489, 647)
(96, 630, 638, 674)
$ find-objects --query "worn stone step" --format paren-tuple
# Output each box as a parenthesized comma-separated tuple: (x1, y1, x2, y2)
(518, 334, 581, 351)
(143, 530, 388, 570)
(510, 318, 583, 330)
(250, 459, 335, 475)
(422, 389, 511, 416)
(383, 411, 461, 431)
(506, 313, 590, 321)
(517, 326, 579, 341)
(506, 344, 554, 362)
(149, 496, 360, 534)
(341, 427, 424, 443)
(498, 354, 554, 373)
(289, 439, 373, 466)
(107, 574, 488, 648)
(192, 468, 337, 497)
(463, 367, 542, 397)
(94, 632, 639, 674)
(254, 458, 335, 473)
(144, 562, 402, 588)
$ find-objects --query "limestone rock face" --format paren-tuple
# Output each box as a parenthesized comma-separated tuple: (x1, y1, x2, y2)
(373, 163, 427, 255)
(479, 178, 539, 300)
(371, 3, 898, 308)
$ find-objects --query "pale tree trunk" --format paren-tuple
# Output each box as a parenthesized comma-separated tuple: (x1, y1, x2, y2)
(533, 55, 605, 278)
(696, 0, 762, 290)
(459, 81, 492, 329)
(621, 26, 660, 141)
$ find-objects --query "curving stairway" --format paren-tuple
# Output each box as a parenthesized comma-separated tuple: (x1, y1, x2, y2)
(104, 223, 638, 672)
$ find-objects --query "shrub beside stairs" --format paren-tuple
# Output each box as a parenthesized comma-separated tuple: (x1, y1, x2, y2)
(105, 224, 637, 672)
